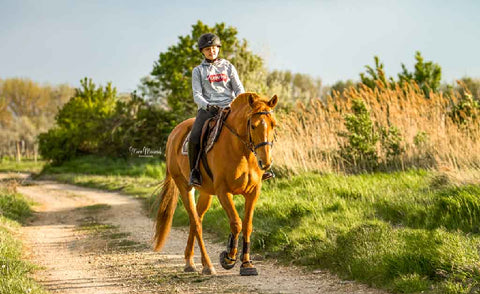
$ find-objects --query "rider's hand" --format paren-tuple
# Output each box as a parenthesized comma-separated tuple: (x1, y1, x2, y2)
(207, 104, 220, 114)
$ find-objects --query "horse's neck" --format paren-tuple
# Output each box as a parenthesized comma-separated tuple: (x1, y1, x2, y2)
(224, 105, 254, 160)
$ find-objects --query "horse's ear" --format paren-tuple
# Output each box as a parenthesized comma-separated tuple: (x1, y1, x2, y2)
(248, 93, 256, 107)
(268, 95, 278, 108)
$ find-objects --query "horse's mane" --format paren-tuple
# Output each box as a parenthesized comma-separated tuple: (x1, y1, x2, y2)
(231, 92, 271, 115)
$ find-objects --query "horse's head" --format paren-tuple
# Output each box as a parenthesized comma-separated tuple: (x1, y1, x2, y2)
(244, 93, 278, 171)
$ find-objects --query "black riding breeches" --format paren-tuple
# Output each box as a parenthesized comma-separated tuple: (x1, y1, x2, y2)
(190, 108, 217, 145)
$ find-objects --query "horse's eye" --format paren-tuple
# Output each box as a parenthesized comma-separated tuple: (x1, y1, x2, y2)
(251, 125, 256, 130)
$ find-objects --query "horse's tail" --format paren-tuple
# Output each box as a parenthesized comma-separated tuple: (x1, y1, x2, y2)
(153, 171, 179, 252)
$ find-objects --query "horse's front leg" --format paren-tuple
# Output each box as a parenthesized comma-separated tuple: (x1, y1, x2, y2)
(240, 189, 260, 276)
(217, 191, 242, 270)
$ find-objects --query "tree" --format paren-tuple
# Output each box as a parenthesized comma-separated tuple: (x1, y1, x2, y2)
(457, 77, 480, 100)
(39, 78, 117, 163)
(330, 79, 356, 96)
(360, 56, 393, 89)
(0, 78, 72, 159)
(142, 20, 265, 120)
(265, 70, 322, 106)
(398, 51, 441, 95)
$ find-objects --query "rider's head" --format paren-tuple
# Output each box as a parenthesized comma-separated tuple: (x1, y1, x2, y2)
(198, 33, 221, 61)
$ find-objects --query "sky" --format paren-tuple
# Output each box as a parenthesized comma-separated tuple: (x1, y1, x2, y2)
(1, 0, 479, 93)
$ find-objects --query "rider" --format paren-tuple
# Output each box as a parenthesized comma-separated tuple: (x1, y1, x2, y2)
(189, 33, 274, 186)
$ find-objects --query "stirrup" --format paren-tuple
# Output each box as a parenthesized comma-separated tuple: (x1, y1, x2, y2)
(189, 169, 202, 186)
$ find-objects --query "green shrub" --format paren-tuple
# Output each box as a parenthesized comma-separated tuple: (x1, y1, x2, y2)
(380, 125, 404, 162)
(338, 99, 379, 169)
(449, 93, 480, 125)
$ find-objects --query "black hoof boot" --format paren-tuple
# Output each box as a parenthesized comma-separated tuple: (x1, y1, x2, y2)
(189, 169, 202, 186)
(240, 261, 258, 276)
(220, 251, 237, 270)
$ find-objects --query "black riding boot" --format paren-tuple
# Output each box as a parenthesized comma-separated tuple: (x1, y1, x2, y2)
(188, 142, 202, 186)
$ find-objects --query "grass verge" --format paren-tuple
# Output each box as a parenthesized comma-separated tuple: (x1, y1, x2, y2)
(0, 158, 46, 174)
(0, 180, 47, 294)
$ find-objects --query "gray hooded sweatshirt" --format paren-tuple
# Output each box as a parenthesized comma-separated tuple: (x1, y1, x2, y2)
(192, 58, 245, 109)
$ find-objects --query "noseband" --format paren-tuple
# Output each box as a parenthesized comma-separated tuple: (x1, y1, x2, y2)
(224, 110, 275, 155)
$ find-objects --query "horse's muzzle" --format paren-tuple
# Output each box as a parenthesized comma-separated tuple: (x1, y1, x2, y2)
(257, 159, 271, 171)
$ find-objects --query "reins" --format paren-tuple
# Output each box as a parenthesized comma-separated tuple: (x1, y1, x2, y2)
(223, 110, 274, 155)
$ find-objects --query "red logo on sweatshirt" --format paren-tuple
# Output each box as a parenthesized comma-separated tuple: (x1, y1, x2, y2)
(207, 73, 228, 83)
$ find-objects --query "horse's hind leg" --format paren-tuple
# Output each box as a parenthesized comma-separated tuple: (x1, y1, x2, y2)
(184, 191, 212, 272)
(179, 186, 216, 275)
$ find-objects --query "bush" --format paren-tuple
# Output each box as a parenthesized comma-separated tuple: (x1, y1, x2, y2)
(38, 79, 178, 164)
(449, 93, 480, 125)
(338, 99, 379, 170)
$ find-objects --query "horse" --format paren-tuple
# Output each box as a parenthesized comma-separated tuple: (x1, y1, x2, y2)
(153, 92, 278, 276)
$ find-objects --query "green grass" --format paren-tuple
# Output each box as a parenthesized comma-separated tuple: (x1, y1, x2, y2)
(0, 189, 33, 224)
(39, 156, 164, 210)
(0, 158, 46, 173)
(0, 183, 47, 294)
(172, 169, 480, 293)
(41, 155, 165, 178)
(39, 156, 480, 294)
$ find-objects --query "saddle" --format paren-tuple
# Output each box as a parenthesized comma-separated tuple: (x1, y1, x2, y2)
(182, 107, 231, 180)
(182, 107, 231, 157)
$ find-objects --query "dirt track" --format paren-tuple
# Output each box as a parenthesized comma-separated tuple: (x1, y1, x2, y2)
(5, 173, 388, 293)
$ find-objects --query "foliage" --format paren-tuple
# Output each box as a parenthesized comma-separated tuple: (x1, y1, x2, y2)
(0, 77, 73, 158)
(338, 99, 379, 169)
(457, 77, 480, 100)
(97, 92, 177, 158)
(274, 80, 480, 174)
(359, 52, 442, 97)
(38, 79, 177, 164)
(38, 78, 117, 163)
(266, 70, 322, 106)
(359, 56, 393, 89)
(449, 92, 480, 125)
(329, 79, 356, 96)
(379, 125, 404, 162)
(142, 20, 265, 120)
(398, 51, 442, 95)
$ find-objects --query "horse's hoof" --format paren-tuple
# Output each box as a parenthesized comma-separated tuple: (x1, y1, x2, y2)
(184, 265, 197, 272)
(220, 250, 237, 270)
(202, 267, 217, 275)
(240, 266, 258, 276)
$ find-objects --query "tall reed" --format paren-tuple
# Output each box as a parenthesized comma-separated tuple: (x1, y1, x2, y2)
(274, 81, 480, 174)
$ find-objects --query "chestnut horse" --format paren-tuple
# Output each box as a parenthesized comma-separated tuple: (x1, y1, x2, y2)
(153, 92, 278, 276)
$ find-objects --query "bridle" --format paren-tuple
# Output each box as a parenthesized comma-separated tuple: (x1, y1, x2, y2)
(223, 110, 275, 156)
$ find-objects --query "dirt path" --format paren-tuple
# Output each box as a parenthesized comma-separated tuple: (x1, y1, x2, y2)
(9, 173, 388, 294)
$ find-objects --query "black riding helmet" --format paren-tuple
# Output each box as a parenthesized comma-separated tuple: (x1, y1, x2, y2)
(197, 33, 221, 52)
